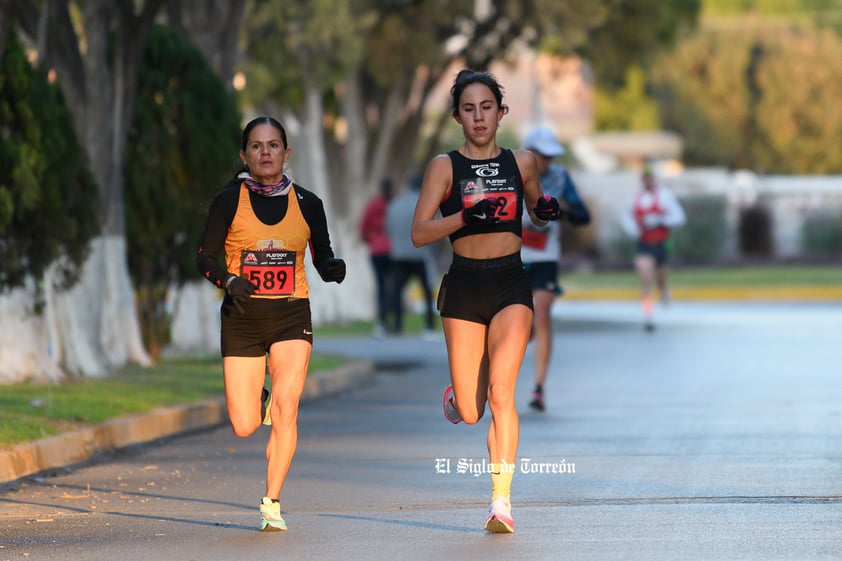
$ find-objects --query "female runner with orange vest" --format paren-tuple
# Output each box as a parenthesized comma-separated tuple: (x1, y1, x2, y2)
(621, 167, 685, 331)
(196, 116, 345, 532)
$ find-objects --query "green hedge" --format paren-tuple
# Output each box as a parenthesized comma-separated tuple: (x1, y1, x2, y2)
(671, 194, 729, 265)
(801, 209, 842, 259)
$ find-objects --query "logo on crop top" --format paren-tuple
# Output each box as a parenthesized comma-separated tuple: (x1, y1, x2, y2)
(474, 164, 499, 178)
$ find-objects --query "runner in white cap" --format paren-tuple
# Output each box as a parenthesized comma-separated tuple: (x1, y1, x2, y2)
(521, 126, 590, 412)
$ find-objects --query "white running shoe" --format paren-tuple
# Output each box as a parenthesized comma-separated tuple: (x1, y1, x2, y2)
(484, 496, 514, 533)
(442, 385, 462, 424)
(259, 497, 287, 532)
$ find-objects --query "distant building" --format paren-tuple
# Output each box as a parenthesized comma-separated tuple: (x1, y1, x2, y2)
(571, 131, 684, 173)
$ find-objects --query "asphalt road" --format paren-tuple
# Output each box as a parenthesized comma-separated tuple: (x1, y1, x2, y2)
(2, 301, 841, 561)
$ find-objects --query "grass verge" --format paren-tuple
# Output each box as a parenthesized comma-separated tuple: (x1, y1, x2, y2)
(0, 353, 347, 448)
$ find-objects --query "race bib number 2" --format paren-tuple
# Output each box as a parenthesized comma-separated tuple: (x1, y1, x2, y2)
(460, 177, 518, 222)
(240, 250, 295, 296)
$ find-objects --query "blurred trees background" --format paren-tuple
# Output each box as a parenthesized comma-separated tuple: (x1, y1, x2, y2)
(592, 0, 842, 174)
(2, 0, 840, 380)
(221, 0, 700, 328)
(11, 0, 166, 376)
(649, 9, 842, 173)
(125, 25, 241, 358)
(0, 31, 99, 293)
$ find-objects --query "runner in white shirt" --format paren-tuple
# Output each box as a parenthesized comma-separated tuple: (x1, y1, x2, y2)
(520, 126, 590, 412)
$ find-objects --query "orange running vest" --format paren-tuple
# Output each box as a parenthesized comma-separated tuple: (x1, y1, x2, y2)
(224, 184, 311, 299)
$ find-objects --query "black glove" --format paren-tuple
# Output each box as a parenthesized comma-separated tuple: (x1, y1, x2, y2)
(225, 275, 257, 313)
(462, 197, 500, 225)
(533, 195, 561, 221)
(321, 258, 346, 284)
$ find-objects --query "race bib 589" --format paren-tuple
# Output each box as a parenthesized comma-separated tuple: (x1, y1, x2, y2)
(240, 250, 296, 296)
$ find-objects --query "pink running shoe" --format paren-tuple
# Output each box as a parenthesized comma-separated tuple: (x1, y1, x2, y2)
(442, 385, 462, 424)
(484, 496, 514, 533)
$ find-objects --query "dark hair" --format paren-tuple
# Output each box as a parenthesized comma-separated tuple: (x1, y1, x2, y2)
(450, 69, 508, 117)
(241, 116, 288, 151)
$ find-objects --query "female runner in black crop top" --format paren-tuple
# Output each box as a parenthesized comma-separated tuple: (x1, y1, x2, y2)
(411, 69, 561, 533)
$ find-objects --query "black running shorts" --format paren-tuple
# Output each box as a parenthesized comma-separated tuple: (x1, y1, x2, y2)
(524, 261, 562, 295)
(636, 241, 668, 266)
(437, 252, 533, 325)
(221, 297, 313, 357)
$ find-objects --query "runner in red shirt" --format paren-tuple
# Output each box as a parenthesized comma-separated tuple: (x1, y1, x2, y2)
(621, 167, 686, 331)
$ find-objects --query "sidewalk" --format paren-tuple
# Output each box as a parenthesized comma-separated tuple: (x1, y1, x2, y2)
(0, 359, 375, 487)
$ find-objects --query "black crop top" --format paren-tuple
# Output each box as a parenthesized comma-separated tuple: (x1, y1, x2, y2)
(440, 149, 524, 243)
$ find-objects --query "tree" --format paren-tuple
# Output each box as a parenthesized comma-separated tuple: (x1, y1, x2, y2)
(0, 30, 100, 382)
(234, 0, 701, 324)
(125, 25, 242, 359)
(574, 0, 700, 136)
(0, 30, 99, 292)
(573, 0, 701, 90)
(0, 0, 13, 60)
(14, 0, 168, 376)
(593, 65, 661, 131)
(650, 17, 842, 173)
(164, 0, 246, 91)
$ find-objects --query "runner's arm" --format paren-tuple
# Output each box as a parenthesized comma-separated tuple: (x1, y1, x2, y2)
(196, 186, 239, 288)
(298, 187, 341, 280)
(515, 149, 548, 227)
(411, 155, 464, 247)
(661, 189, 687, 228)
(560, 170, 591, 226)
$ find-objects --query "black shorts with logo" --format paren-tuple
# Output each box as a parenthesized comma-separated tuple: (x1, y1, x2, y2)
(437, 252, 533, 325)
(221, 297, 313, 357)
